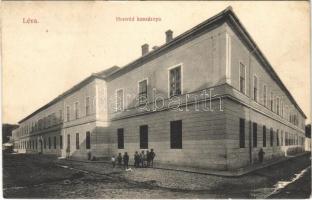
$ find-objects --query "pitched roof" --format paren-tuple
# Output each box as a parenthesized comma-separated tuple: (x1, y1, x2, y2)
(106, 6, 307, 118)
(18, 66, 120, 123)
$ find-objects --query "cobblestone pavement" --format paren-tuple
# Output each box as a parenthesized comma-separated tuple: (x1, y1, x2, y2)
(3, 153, 311, 198)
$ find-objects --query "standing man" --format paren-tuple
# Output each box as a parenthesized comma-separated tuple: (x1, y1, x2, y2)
(123, 152, 129, 170)
(150, 149, 156, 167)
(258, 148, 265, 163)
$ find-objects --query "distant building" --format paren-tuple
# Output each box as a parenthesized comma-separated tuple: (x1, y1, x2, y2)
(12, 7, 306, 171)
(2, 124, 19, 143)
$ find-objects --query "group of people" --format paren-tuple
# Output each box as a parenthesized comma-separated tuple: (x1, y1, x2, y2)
(111, 149, 156, 169)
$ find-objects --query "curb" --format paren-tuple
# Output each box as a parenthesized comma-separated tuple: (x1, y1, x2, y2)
(57, 152, 310, 177)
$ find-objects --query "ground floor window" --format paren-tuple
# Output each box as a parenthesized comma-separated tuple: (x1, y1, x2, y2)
(86, 132, 91, 149)
(48, 137, 51, 149)
(60, 135, 63, 149)
(239, 118, 245, 148)
(270, 128, 273, 146)
(170, 120, 182, 149)
(253, 123, 257, 147)
(67, 134, 70, 150)
(263, 125, 266, 147)
(76, 133, 80, 149)
(117, 128, 124, 149)
(54, 136, 57, 149)
(44, 138, 46, 149)
(276, 129, 279, 146)
(140, 125, 148, 149)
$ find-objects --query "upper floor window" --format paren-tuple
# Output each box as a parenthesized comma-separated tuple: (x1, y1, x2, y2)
(276, 97, 280, 115)
(263, 85, 267, 107)
(239, 63, 246, 94)
(169, 65, 182, 97)
(253, 75, 258, 101)
(59, 110, 63, 122)
(66, 106, 70, 122)
(86, 97, 90, 116)
(74, 102, 79, 119)
(138, 79, 148, 105)
(116, 89, 124, 111)
(270, 92, 273, 111)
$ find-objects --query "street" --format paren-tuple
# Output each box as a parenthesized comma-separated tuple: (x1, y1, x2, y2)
(3, 153, 311, 198)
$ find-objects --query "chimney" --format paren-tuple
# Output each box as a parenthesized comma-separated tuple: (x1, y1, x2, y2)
(141, 44, 149, 56)
(165, 30, 173, 43)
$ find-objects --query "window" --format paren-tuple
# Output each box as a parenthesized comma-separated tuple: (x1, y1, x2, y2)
(66, 106, 70, 122)
(116, 89, 124, 111)
(76, 133, 79, 149)
(86, 97, 90, 116)
(54, 136, 57, 149)
(270, 92, 274, 111)
(276, 129, 279, 146)
(35, 140, 38, 150)
(138, 80, 148, 105)
(86, 132, 91, 149)
(44, 138, 46, 149)
(263, 125, 266, 147)
(67, 134, 70, 150)
(117, 128, 124, 149)
(140, 125, 148, 149)
(48, 137, 51, 149)
(239, 118, 245, 148)
(276, 97, 280, 115)
(169, 66, 182, 97)
(60, 135, 63, 149)
(281, 131, 284, 146)
(170, 120, 182, 149)
(74, 102, 79, 119)
(59, 110, 63, 122)
(239, 63, 246, 94)
(270, 128, 273, 146)
(263, 85, 267, 106)
(253, 123, 257, 147)
(253, 76, 258, 101)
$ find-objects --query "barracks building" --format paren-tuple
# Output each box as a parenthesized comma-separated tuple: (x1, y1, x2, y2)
(12, 7, 306, 171)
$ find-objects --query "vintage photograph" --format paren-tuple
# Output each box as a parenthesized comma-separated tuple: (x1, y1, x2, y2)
(2, 1, 311, 199)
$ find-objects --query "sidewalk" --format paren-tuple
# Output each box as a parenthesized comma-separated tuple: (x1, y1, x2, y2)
(60, 152, 310, 177)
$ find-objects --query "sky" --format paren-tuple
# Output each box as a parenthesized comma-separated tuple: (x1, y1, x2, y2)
(2, 1, 310, 124)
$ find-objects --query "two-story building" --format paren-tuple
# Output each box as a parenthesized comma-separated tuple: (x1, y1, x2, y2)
(12, 6, 306, 171)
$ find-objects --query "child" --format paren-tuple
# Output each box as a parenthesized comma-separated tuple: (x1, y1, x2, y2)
(111, 155, 116, 168)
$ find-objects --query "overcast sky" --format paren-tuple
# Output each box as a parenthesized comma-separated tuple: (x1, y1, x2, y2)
(2, 1, 310, 124)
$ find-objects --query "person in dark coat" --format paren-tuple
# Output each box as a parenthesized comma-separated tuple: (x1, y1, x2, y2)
(258, 148, 265, 163)
(150, 149, 156, 167)
(146, 150, 151, 167)
(123, 152, 129, 169)
(134, 151, 140, 168)
(140, 151, 145, 168)
(117, 153, 122, 166)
